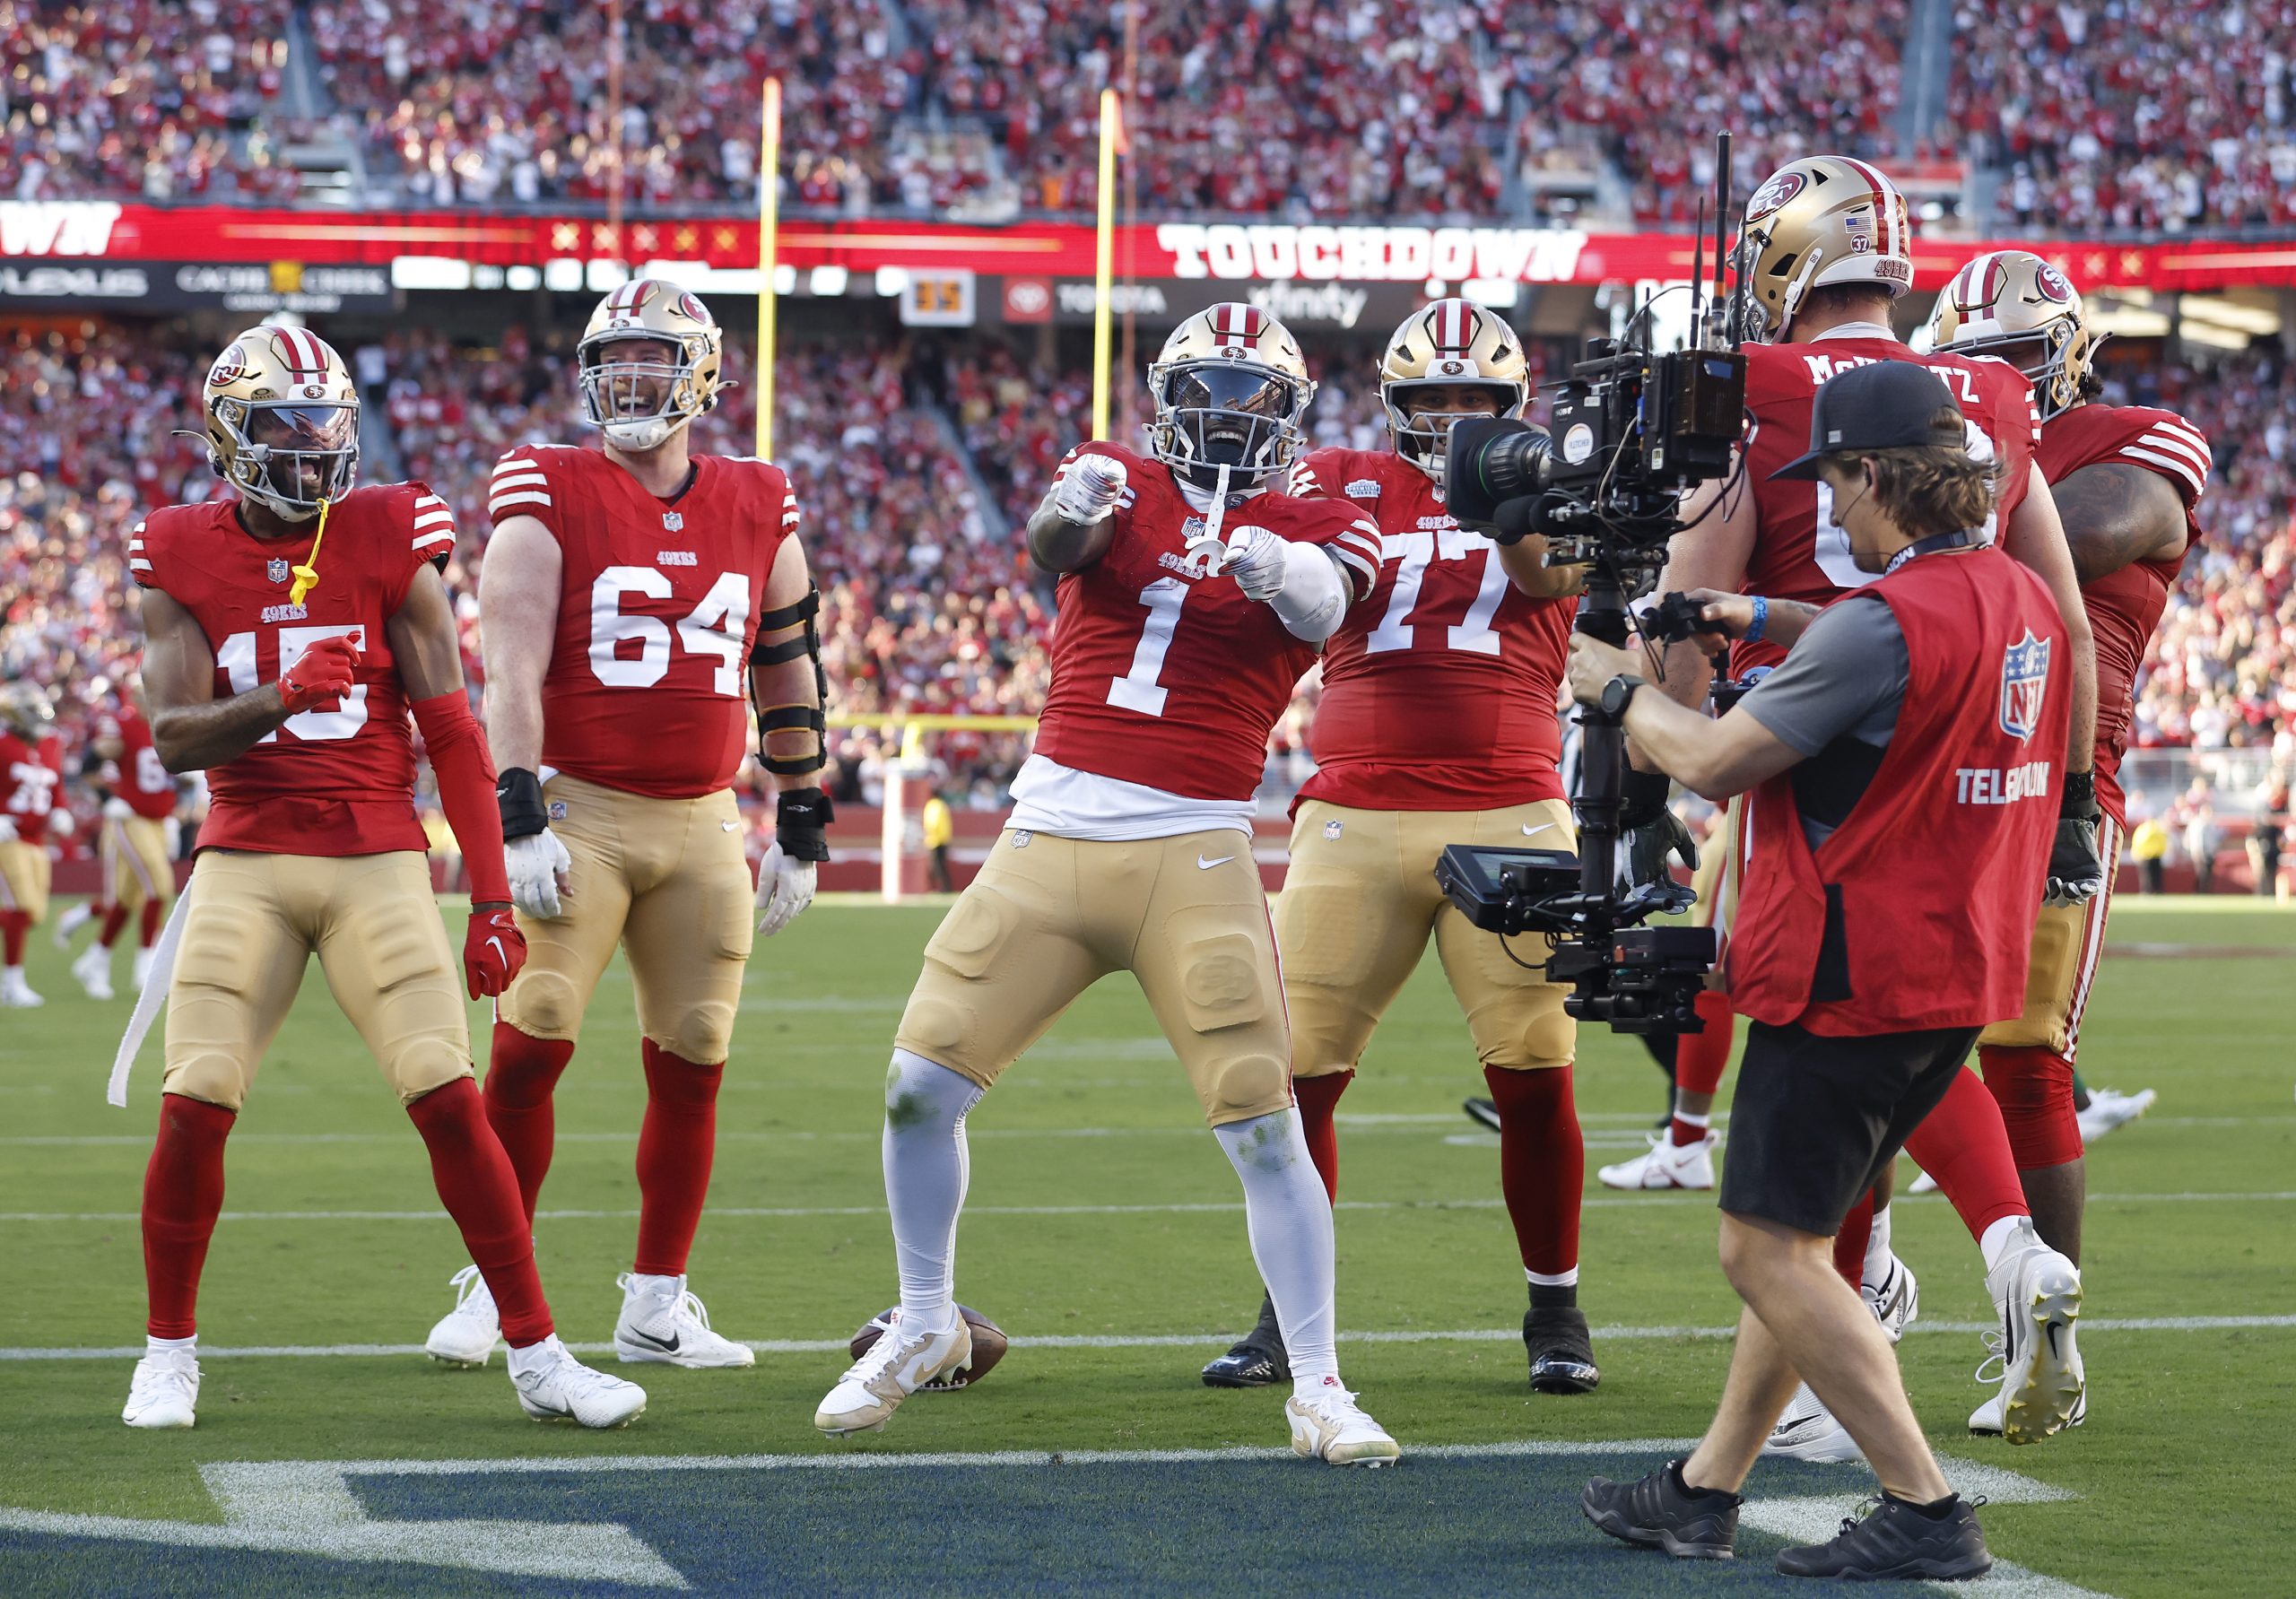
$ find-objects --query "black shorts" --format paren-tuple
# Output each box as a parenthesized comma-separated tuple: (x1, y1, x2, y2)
(1718, 1019, 1981, 1236)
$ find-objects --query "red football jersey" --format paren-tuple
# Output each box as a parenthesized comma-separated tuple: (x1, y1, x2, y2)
(1736, 335, 2042, 672)
(1, 731, 64, 847)
(131, 483, 455, 856)
(96, 704, 178, 821)
(489, 446, 797, 799)
(2039, 402, 2209, 815)
(1031, 443, 1381, 801)
(1290, 447, 1574, 811)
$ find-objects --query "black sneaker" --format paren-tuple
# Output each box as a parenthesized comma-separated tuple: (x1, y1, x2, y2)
(1526, 1304, 1601, 1394)
(1581, 1461, 1738, 1560)
(1775, 1494, 1993, 1580)
(1463, 1097, 1501, 1133)
(1201, 1292, 1290, 1388)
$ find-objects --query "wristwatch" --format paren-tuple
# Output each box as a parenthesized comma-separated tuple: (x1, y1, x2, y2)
(1600, 673, 1646, 717)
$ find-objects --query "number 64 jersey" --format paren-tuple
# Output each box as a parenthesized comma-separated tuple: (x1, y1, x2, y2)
(490, 446, 797, 796)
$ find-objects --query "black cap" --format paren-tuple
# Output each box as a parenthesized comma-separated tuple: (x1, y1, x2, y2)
(1770, 361, 1966, 481)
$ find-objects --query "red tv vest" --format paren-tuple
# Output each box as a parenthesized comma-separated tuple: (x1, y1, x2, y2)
(1726, 546, 2071, 1036)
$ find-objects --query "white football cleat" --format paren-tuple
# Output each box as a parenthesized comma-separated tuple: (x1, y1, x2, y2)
(123, 1345, 200, 1430)
(52, 901, 92, 948)
(1287, 1381, 1401, 1467)
(0, 970, 44, 1008)
(1972, 1383, 2085, 1437)
(73, 942, 114, 1001)
(1597, 1131, 1716, 1190)
(814, 1308, 971, 1438)
(2076, 1087, 2155, 1144)
(1863, 1252, 1919, 1343)
(1907, 1167, 1939, 1195)
(508, 1335, 647, 1428)
(1984, 1220, 2083, 1445)
(613, 1273, 756, 1368)
(1762, 1382, 1864, 1462)
(424, 1264, 500, 1368)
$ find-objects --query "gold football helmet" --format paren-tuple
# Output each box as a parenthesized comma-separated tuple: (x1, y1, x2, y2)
(1146, 302, 1314, 491)
(1737, 155, 1914, 340)
(1925, 250, 2099, 421)
(0, 682, 57, 740)
(578, 277, 726, 451)
(1378, 297, 1530, 483)
(201, 324, 361, 522)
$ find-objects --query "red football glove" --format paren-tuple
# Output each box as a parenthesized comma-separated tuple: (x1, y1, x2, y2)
(464, 904, 526, 1000)
(279, 633, 361, 712)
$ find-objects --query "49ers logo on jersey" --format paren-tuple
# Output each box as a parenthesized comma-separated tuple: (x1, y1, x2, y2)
(1998, 630, 2051, 741)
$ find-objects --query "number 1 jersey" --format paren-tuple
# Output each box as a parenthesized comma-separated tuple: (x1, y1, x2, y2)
(1291, 448, 1575, 811)
(489, 446, 798, 799)
(1031, 444, 1381, 803)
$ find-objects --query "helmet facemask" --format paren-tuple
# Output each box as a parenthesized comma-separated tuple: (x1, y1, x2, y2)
(1384, 380, 1524, 484)
(217, 396, 360, 522)
(579, 334, 708, 452)
(1148, 360, 1308, 491)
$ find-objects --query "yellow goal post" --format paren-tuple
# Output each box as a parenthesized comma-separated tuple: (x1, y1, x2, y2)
(826, 712, 1041, 900)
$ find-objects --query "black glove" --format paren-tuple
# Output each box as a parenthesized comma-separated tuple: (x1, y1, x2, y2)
(774, 786, 835, 864)
(1619, 767, 1674, 832)
(1629, 805, 1700, 886)
(496, 767, 548, 841)
(2045, 769, 2105, 906)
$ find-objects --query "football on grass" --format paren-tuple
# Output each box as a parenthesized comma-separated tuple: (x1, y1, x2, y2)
(848, 1306, 1008, 1390)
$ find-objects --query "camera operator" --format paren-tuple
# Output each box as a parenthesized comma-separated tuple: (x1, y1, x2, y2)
(1577, 362, 2071, 1580)
(1614, 155, 2097, 1464)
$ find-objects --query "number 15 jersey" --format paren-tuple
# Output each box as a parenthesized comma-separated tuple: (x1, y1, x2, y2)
(490, 446, 798, 799)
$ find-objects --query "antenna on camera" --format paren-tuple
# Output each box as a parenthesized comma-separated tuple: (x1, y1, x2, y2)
(1708, 132, 1735, 350)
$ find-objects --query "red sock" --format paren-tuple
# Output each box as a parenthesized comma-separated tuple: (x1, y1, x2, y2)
(483, 1021, 575, 1223)
(1292, 1069, 1353, 1204)
(1833, 1187, 1875, 1290)
(407, 1078, 553, 1346)
(1675, 990, 1735, 1099)
(99, 903, 131, 949)
(1483, 1064, 1583, 1277)
(140, 899, 161, 945)
(1901, 1065, 2030, 1244)
(633, 1042, 726, 1276)
(1978, 1043, 2083, 1169)
(1, 909, 25, 967)
(142, 1094, 236, 1338)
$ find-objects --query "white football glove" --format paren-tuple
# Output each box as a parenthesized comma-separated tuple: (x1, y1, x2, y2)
(1222, 525, 1290, 601)
(0, 815, 15, 845)
(505, 827, 573, 920)
(1051, 454, 1128, 524)
(47, 808, 73, 839)
(101, 796, 134, 821)
(755, 839, 817, 937)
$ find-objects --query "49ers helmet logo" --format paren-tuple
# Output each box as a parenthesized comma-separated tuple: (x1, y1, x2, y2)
(2033, 263, 2074, 304)
(1744, 169, 1805, 223)
(207, 343, 249, 387)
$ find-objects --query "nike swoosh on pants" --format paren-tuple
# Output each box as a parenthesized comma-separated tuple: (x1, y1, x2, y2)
(1197, 855, 1236, 869)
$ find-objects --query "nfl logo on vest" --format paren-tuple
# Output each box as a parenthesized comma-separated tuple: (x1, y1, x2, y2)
(1998, 630, 2051, 741)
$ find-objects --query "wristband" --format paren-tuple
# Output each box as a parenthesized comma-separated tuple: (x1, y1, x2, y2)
(497, 767, 548, 840)
(1744, 595, 1768, 644)
(2060, 768, 2099, 821)
(775, 786, 835, 864)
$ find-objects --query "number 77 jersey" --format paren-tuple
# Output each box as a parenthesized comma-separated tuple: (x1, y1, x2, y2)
(491, 444, 798, 798)
(1290, 448, 1575, 812)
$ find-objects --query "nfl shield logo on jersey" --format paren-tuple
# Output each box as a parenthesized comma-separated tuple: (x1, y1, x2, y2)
(265, 558, 291, 584)
(1998, 630, 2051, 741)
(663, 511, 683, 532)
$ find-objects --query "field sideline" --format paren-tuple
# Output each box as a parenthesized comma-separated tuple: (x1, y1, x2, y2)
(3, 894, 2290, 1596)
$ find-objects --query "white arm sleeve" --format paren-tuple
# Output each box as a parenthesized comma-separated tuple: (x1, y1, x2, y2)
(1266, 543, 1349, 643)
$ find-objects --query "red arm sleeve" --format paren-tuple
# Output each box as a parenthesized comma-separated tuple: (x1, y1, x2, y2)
(410, 690, 510, 905)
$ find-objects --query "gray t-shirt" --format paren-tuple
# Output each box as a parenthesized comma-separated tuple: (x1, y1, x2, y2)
(1738, 595, 1910, 847)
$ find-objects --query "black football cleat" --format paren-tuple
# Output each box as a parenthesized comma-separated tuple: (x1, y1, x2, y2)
(1774, 1494, 1993, 1581)
(1526, 1304, 1601, 1394)
(1201, 1292, 1289, 1388)
(1462, 1097, 1502, 1133)
(1581, 1461, 1738, 1560)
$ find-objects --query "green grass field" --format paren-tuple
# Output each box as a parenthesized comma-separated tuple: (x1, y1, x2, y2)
(2, 894, 2290, 1596)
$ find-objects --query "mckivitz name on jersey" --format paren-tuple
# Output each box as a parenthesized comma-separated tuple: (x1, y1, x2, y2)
(1956, 760, 2052, 805)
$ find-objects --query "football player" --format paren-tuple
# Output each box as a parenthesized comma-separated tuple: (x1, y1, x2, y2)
(1197, 300, 1600, 1395)
(1929, 250, 2207, 1435)
(122, 325, 642, 1430)
(422, 279, 822, 1371)
(0, 682, 69, 1007)
(813, 303, 1400, 1464)
(57, 689, 180, 1000)
(1637, 159, 2096, 1457)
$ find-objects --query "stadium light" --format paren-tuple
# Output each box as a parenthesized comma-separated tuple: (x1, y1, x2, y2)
(809, 265, 849, 297)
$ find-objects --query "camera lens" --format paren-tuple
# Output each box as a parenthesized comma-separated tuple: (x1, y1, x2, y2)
(1448, 418, 1552, 504)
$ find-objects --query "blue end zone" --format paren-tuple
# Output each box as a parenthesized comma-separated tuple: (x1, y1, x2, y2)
(0, 1451, 1961, 1596)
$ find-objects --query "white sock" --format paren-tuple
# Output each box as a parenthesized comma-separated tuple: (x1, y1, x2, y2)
(1212, 1108, 1340, 1397)
(624, 1272, 683, 1299)
(883, 1047, 981, 1336)
(1864, 1204, 1894, 1287)
(1979, 1214, 2028, 1276)
(506, 1334, 563, 1377)
(144, 1334, 196, 1356)
(1526, 1267, 1579, 1288)
(1672, 1108, 1710, 1128)
(4, 965, 22, 983)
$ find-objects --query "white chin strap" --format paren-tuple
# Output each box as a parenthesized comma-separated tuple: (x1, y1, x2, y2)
(604, 414, 685, 452)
